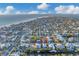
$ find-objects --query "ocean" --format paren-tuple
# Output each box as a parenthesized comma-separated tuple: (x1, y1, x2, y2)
(0, 14, 50, 26)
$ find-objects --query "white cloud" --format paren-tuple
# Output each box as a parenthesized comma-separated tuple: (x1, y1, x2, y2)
(16, 11, 26, 14)
(16, 11, 22, 14)
(55, 5, 79, 14)
(4, 6, 15, 14)
(0, 11, 3, 15)
(0, 5, 50, 15)
(0, 6, 25, 15)
(6, 6, 14, 12)
(37, 3, 49, 10)
(27, 11, 50, 14)
(27, 11, 39, 14)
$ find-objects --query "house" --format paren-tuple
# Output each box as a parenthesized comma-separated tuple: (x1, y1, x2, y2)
(56, 43, 65, 50)
(36, 43, 41, 49)
(42, 43, 47, 48)
(31, 43, 36, 48)
(56, 33, 65, 42)
(48, 43, 55, 50)
(36, 40, 41, 44)
(68, 37, 74, 42)
(65, 43, 75, 51)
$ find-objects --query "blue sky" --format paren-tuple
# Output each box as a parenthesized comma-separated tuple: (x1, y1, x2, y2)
(0, 3, 79, 14)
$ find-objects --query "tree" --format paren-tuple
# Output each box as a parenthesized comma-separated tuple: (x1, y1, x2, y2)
(31, 36, 37, 43)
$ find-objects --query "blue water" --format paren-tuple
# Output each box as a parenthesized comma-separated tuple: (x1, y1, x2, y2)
(0, 14, 79, 26)
(0, 14, 49, 26)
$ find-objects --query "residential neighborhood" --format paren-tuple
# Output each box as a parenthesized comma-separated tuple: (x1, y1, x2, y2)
(0, 14, 79, 56)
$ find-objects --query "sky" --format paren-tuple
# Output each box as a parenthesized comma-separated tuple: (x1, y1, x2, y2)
(0, 3, 79, 15)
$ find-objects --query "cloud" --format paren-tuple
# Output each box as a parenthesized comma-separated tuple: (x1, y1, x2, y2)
(0, 11, 3, 15)
(0, 5, 50, 15)
(16, 11, 22, 14)
(37, 3, 49, 10)
(0, 6, 26, 15)
(16, 11, 26, 14)
(4, 6, 15, 14)
(27, 11, 39, 14)
(55, 5, 79, 14)
(27, 11, 50, 14)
